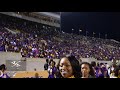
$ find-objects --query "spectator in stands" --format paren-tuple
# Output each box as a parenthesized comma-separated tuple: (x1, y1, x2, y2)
(96, 67, 104, 78)
(91, 61, 97, 75)
(114, 67, 120, 78)
(102, 67, 110, 78)
(0, 13, 120, 62)
(44, 59, 49, 70)
(0, 64, 10, 78)
(0, 70, 3, 78)
(108, 63, 117, 77)
(57, 55, 80, 78)
(34, 68, 37, 71)
(48, 61, 57, 78)
(109, 70, 117, 78)
(49, 59, 53, 65)
(80, 62, 95, 78)
(95, 63, 109, 78)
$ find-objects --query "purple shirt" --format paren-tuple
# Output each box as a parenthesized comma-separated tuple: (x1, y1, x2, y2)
(48, 67, 57, 78)
(0, 73, 10, 78)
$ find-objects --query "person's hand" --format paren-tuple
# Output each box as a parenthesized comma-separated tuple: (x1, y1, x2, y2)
(82, 71, 86, 78)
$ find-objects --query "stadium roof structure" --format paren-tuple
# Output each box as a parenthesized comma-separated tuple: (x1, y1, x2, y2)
(50, 12, 60, 15)
(0, 12, 60, 27)
(34, 12, 60, 20)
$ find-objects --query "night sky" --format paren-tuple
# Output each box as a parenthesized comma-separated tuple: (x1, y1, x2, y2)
(61, 12, 120, 42)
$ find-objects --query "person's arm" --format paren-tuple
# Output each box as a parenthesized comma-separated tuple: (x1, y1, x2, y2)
(44, 64, 47, 70)
(0, 70, 3, 78)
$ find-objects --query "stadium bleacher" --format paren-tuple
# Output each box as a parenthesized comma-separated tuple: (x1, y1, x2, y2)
(0, 12, 120, 78)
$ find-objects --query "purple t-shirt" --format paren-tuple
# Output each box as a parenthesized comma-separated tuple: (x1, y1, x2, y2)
(48, 67, 57, 78)
(0, 72, 10, 78)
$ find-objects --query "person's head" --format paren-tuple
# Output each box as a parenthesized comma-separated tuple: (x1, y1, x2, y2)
(100, 63, 104, 67)
(46, 59, 49, 63)
(105, 63, 107, 65)
(80, 62, 95, 78)
(112, 63, 117, 67)
(34, 68, 36, 71)
(49, 59, 53, 65)
(91, 61, 96, 67)
(114, 67, 120, 77)
(34, 73, 39, 78)
(97, 62, 100, 67)
(0, 64, 7, 72)
(50, 61, 56, 67)
(57, 55, 80, 78)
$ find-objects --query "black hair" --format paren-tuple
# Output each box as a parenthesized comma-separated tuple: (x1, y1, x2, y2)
(52, 61, 56, 66)
(46, 59, 49, 63)
(80, 62, 95, 77)
(114, 67, 120, 77)
(57, 55, 80, 78)
(49, 59, 53, 65)
(0, 64, 6, 70)
(97, 62, 100, 67)
(100, 63, 104, 66)
(91, 61, 96, 67)
(50, 61, 56, 67)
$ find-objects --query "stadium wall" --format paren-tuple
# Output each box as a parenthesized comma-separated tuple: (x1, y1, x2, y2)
(0, 52, 118, 71)
(80, 58, 112, 65)
(0, 52, 22, 64)
(0, 52, 59, 71)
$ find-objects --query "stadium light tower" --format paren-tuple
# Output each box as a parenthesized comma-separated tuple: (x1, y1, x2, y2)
(79, 29, 82, 35)
(93, 32, 95, 37)
(72, 28, 74, 34)
(105, 34, 107, 39)
(86, 30, 88, 37)
(99, 33, 101, 38)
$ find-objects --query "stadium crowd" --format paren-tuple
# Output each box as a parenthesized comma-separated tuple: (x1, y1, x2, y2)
(0, 13, 120, 78)
(0, 13, 120, 61)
